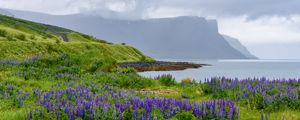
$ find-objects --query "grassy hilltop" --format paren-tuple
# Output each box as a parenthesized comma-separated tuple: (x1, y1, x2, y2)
(0, 15, 151, 62)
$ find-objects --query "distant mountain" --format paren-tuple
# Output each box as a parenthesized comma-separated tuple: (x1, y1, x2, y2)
(223, 35, 257, 59)
(0, 9, 13, 16)
(5, 8, 254, 59)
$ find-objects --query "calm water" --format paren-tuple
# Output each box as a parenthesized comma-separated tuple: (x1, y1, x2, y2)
(138, 59, 300, 81)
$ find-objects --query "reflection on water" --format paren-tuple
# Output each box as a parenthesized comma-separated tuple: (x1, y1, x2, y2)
(138, 59, 300, 81)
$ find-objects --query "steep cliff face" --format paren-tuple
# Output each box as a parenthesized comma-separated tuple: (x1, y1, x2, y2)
(222, 35, 257, 59)
(6, 9, 252, 59)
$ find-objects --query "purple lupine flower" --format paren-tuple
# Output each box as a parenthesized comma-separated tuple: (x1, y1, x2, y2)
(169, 108, 177, 118)
(19, 100, 24, 107)
(244, 91, 249, 98)
(228, 104, 234, 119)
(1, 91, 4, 99)
(133, 110, 138, 118)
(28, 110, 32, 120)
(24, 92, 29, 100)
(40, 110, 44, 117)
(27, 81, 243, 120)
(56, 110, 60, 120)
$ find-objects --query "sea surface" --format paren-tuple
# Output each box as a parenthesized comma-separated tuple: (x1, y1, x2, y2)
(138, 59, 300, 81)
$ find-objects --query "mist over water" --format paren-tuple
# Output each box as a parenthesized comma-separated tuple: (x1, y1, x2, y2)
(139, 59, 300, 81)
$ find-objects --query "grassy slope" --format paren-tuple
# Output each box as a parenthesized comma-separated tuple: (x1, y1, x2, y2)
(0, 15, 154, 119)
(0, 15, 152, 62)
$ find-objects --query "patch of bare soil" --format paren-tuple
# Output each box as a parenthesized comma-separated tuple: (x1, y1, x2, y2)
(140, 88, 179, 95)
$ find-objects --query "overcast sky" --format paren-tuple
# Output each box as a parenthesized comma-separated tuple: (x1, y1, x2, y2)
(1, 0, 300, 59)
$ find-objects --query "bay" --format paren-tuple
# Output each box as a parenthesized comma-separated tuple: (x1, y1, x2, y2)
(138, 59, 300, 81)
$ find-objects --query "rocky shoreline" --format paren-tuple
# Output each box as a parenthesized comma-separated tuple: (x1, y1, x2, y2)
(118, 61, 207, 72)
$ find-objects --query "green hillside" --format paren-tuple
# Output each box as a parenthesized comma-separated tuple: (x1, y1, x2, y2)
(0, 15, 158, 120)
(0, 15, 152, 62)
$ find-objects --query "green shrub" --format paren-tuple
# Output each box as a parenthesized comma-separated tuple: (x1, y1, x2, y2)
(46, 45, 60, 54)
(89, 61, 104, 72)
(29, 35, 36, 40)
(16, 34, 26, 41)
(56, 66, 81, 75)
(45, 33, 54, 38)
(111, 67, 137, 74)
(55, 39, 61, 44)
(88, 58, 117, 73)
(92, 73, 154, 89)
(6, 35, 16, 41)
(156, 74, 176, 86)
(140, 55, 146, 61)
(181, 84, 203, 99)
(123, 109, 133, 120)
(173, 111, 197, 120)
(99, 59, 117, 72)
(0, 29, 7, 37)
(181, 77, 192, 85)
(85, 44, 92, 50)
(116, 74, 153, 88)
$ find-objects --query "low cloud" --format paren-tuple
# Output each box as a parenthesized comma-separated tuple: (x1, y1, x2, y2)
(218, 15, 300, 44)
(1, 0, 300, 18)
(0, 0, 159, 19)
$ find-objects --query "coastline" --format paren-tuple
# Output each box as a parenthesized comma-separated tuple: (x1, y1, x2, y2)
(118, 61, 208, 72)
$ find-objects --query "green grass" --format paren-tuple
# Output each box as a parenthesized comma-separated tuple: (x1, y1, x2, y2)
(0, 15, 152, 62)
(0, 41, 150, 62)
(238, 107, 300, 120)
(0, 108, 28, 120)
